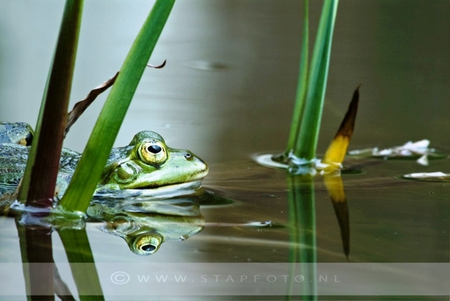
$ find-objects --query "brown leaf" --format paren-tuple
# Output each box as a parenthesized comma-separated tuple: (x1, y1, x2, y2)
(146, 59, 166, 69)
(65, 72, 119, 137)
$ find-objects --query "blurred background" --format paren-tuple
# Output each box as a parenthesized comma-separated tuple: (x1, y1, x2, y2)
(0, 0, 448, 165)
(0, 0, 449, 278)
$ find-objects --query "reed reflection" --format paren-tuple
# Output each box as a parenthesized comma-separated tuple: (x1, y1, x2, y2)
(285, 171, 350, 299)
(12, 190, 217, 299)
(286, 174, 317, 298)
(16, 210, 82, 300)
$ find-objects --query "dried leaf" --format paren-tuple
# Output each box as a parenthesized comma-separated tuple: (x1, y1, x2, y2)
(65, 72, 119, 137)
(147, 59, 166, 69)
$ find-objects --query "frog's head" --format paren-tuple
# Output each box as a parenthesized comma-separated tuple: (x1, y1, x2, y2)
(100, 131, 208, 191)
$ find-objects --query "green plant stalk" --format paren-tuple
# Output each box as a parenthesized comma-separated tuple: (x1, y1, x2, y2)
(18, 0, 84, 205)
(285, 0, 309, 155)
(293, 0, 338, 161)
(60, 0, 175, 212)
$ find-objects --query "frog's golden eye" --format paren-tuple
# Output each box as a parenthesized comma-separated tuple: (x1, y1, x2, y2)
(139, 142, 167, 164)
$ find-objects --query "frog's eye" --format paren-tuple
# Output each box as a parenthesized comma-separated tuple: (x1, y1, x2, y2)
(139, 142, 167, 164)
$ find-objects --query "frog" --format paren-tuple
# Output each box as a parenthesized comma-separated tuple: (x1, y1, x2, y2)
(0, 122, 209, 200)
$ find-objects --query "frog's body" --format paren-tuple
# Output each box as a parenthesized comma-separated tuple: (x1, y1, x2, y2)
(0, 122, 208, 199)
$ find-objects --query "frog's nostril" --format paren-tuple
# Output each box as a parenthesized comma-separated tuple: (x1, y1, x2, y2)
(184, 153, 193, 160)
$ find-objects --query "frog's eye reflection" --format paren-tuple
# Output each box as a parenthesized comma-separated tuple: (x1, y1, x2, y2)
(139, 142, 167, 164)
(141, 244, 156, 252)
(129, 233, 163, 255)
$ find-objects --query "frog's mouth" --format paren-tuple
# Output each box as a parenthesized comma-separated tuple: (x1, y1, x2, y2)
(135, 167, 208, 190)
(94, 180, 205, 200)
(139, 179, 204, 191)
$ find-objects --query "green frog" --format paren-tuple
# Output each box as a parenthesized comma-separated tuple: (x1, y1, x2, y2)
(0, 122, 208, 200)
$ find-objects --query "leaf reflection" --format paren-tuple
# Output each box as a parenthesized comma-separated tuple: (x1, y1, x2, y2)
(323, 174, 350, 258)
(57, 227, 104, 298)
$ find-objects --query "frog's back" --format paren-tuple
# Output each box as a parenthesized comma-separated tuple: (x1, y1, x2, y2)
(0, 122, 33, 146)
(0, 122, 81, 202)
(0, 143, 29, 185)
(0, 122, 34, 186)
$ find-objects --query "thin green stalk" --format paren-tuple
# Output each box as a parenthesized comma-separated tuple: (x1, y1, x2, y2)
(60, 0, 175, 212)
(285, 0, 309, 155)
(18, 0, 83, 205)
(294, 0, 338, 160)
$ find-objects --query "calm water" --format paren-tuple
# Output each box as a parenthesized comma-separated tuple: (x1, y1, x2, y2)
(0, 1, 448, 300)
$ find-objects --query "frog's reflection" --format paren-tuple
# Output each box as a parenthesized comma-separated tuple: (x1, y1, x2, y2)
(87, 195, 206, 255)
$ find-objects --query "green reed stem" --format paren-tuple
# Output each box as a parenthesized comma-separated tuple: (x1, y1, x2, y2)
(286, 0, 309, 155)
(18, 0, 83, 206)
(60, 0, 175, 213)
(293, 0, 338, 160)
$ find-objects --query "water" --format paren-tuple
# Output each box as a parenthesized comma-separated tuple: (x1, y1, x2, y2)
(0, 0, 448, 300)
